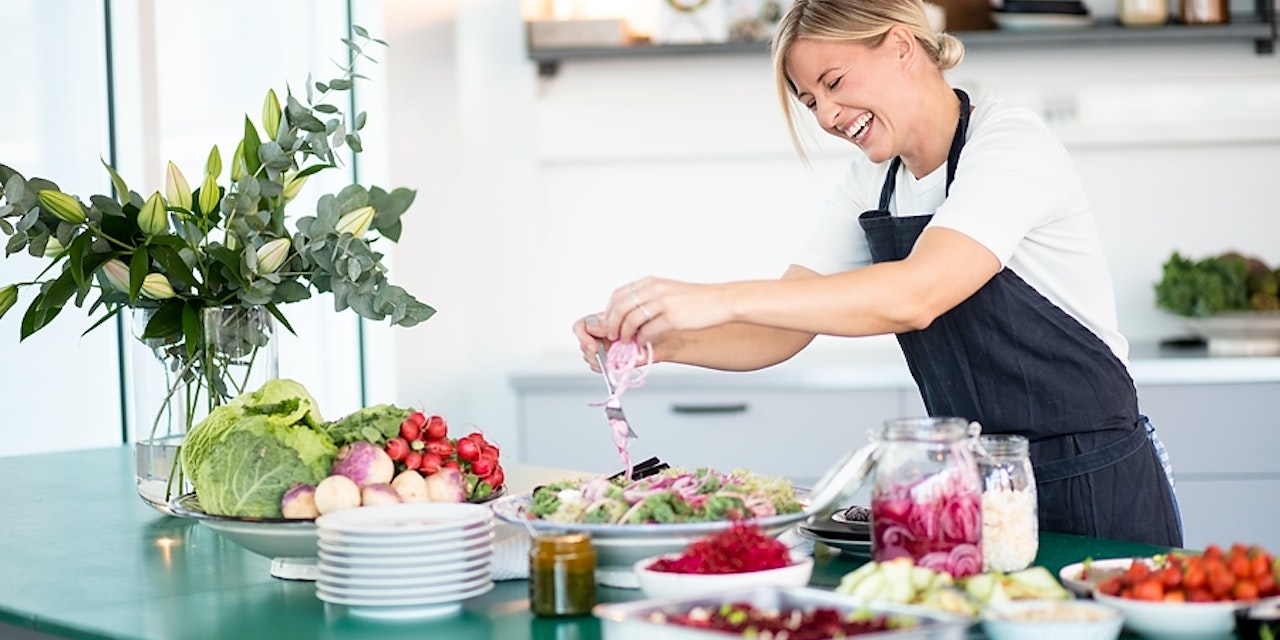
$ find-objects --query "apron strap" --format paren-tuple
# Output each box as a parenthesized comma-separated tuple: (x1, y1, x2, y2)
(876, 88, 972, 211)
(1034, 424, 1150, 484)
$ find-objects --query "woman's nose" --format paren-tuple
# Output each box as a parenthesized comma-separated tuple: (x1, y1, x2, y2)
(815, 97, 840, 130)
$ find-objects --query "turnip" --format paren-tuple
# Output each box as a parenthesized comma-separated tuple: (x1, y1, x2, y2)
(331, 441, 394, 487)
(424, 467, 466, 503)
(314, 474, 362, 514)
(391, 469, 429, 502)
(361, 482, 402, 507)
(280, 483, 320, 519)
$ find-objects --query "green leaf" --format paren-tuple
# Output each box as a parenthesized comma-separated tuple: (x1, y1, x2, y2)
(295, 163, 333, 179)
(313, 104, 338, 114)
(100, 158, 130, 202)
(314, 81, 329, 93)
(352, 24, 370, 38)
(149, 244, 198, 291)
(67, 232, 92, 292)
(329, 78, 353, 91)
(354, 111, 367, 131)
(79, 305, 121, 337)
(90, 194, 124, 218)
(264, 302, 296, 335)
(181, 301, 201, 360)
(142, 299, 185, 339)
(19, 291, 63, 340)
(4, 174, 26, 204)
(242, 115, 263, 176)
(42, 267, 79, 309)
(129, 247, 149, 303)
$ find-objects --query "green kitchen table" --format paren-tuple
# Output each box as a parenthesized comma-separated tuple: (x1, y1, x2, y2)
(1, 446, 1182, 640)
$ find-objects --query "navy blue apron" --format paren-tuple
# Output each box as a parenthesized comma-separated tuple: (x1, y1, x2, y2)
(858, 89, 1181, 547)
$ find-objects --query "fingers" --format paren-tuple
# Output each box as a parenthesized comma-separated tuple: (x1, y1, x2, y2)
(604, 278, 658, 342)
(573, 313, 608, 372)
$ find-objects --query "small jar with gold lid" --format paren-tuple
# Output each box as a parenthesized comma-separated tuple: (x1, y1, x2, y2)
(529, 533, 597, 617)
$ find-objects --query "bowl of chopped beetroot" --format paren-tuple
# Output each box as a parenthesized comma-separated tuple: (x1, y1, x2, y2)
(632, 522, 815, 600)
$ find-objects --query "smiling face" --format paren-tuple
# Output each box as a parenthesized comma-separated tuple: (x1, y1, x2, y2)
(785, 35, 910, 165)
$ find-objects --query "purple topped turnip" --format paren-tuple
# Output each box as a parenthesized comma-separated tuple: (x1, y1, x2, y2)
(361, 482, 402, 507)
(424, 467, 466, 503)
(391, 469, 429, 502)
(280, 483, 320, 519)
(331, 441, 394, 487)
(314, 474, 362, 514)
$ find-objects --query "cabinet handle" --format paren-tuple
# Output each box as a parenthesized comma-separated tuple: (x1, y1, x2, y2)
(669, 403, 749, 415)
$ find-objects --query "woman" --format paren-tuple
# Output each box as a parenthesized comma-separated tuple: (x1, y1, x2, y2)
(573, 0, 1182, 546)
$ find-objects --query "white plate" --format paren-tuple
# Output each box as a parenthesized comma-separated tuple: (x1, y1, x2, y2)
(317, 519, 492, 545)
(318, 567, 491, 595)
(318, 563, 490, 587)
(319, 582, 495, 620)
(317, 525, 493, 552)
(318, 555, 490, 579)
(316, 573, 492, 604)
(991, 11, 1094, 29)
(795, 526, 872, 556)
(318, 530, 494, 558)
(318, 544, 492, 569)
(315, 502, 492, 536)
(1059, 557, 1139, 597)
(1093, 591, 1260, 639)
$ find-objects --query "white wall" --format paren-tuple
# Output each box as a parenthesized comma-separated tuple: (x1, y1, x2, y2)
(379, 2, 1280, 460)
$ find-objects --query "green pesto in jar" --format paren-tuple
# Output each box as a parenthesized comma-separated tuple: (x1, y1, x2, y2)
(529, 533, 596, 617)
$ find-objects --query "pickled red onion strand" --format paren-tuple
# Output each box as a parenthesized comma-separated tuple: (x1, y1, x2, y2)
(591, 339, 652, 481)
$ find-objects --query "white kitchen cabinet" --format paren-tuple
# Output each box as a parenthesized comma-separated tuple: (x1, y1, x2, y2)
(1136, 382, 1280, 551)
(512, 347, 1280, 551)
(517, 386, 910, 484)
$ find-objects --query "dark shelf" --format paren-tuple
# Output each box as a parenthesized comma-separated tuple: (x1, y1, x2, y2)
(529, 14, 1277, 77)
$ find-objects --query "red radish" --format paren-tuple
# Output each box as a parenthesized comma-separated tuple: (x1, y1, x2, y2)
(487, 466, 505, 489)
(443, 459, 460, 471)
(400, 416, 421, 441)
(471, 456, 494, 476)
(482, 444, 499, 459)
(426, 439, 454, 458)
(456, 438, 480, 462)
(384, 437, 409, 462)
(424, 415, 448, 441)
(419, 452, 442, 475)
(403, 451, 422, 472)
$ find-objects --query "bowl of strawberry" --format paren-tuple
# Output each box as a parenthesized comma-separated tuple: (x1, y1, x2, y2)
(1091, 542, 1280, 639)
(632, 522, 814, 600)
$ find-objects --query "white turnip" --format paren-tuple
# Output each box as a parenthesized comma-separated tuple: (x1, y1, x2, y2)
(314, 474, 362, 514)
(361, 482, 402, 507)
(391, 469, 429, 502)
(331, 441, 395, 487)
(424, 467, 466, 503)
(280, 483, 320, 519)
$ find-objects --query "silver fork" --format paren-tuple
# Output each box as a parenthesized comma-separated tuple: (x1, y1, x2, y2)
(595, 338, 638, 439)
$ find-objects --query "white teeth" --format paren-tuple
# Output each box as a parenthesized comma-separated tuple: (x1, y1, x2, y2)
(844, 112, 873, 140)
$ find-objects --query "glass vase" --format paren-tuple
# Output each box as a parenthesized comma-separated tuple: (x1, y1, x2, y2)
(131, 305, 278, 514)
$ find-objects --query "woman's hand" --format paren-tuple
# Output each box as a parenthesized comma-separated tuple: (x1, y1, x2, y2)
(602, 277, 733, 345)
(572, 313, 609, 372)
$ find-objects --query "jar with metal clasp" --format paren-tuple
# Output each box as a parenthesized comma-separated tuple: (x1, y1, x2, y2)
(977, 433, 1039, 572)
(870, 416, 984, 577)
(529, 532, 597, 617)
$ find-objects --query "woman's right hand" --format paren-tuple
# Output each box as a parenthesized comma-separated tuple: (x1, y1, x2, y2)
(572, 313, 609, 373)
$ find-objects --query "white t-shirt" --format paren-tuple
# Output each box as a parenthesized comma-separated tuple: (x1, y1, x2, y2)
(794, 93, 1130, 364)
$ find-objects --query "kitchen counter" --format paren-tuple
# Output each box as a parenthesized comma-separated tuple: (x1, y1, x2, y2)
(1, 446, 1191, 640)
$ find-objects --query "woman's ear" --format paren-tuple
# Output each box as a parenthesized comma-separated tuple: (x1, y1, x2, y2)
(889, 24, 915, 60)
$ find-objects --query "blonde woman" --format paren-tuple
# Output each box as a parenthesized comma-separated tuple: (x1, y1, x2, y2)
(574, 0, 1181, 547)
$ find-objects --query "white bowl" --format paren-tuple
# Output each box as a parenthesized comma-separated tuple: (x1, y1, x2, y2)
(632, 554, 814, 600)
(1059, 558, 1142, 597)
(982, 599, 1124, 640)
(1093, 591, 1248, 639)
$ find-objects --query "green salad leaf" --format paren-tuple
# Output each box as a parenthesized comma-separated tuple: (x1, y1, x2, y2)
(195, 421, 330, 518)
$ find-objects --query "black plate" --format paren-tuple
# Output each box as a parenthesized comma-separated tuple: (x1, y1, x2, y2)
(996, 0, 1090, 14)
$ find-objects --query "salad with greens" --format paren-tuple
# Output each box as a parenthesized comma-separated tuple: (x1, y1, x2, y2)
(529, 467, 802, 525)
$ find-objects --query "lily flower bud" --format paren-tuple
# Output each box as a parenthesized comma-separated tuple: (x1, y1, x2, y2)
(102, 259, 130, 294)
(231, 141, 247, 181)
(140, 273, 175, 300)
(0, 284, 17, 318)
(336, 206, 375, 239)
(281, 174, 308, 203)
(255, 238, 291, 275)
(138, 192, 167, 236)
(262, 89, 282, 140)
(198, 173, 220, 216)
(165, 162, 193, 211)
(37, 190, 86, 225)
(43, 237, 66, 259)
(205, 145, 222, 179)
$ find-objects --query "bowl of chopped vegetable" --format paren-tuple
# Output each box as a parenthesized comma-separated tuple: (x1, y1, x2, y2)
(490, 467, 810, 587)
(632, 523, 814, 599)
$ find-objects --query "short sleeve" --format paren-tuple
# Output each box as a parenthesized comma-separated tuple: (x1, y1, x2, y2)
(793, 160, 879, 274)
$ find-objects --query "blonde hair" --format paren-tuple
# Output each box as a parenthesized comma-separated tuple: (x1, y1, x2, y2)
(771, 0, 964, 159)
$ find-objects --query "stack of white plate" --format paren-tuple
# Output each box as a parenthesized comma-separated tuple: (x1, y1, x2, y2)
(314, 502, 496, 620)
